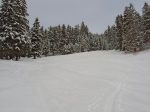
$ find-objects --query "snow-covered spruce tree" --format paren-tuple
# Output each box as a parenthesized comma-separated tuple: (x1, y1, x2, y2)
(104, 26, 111, 50)
(103, 25, 117, 50)
(47, 27, 55, 55)
(42, 29, 50, 56)
(96, 35, 102, 50)
(72, 25, 80, 53)
(63, 25, 72, 54)
(89, 33, 101, 51)
(49, 25, 61, 55)
(142, 2, 150, 48)
(30, 18, 42, 59)
(80, 22, 90, 52)
(133, 10, 143, 51)
(111, 25, 117, 49)
(122, 4, 143, 52)
(0, 8, 3, 59)
(68, 25, 80, 53)
(54, 26, 60, 54)
(60, 24, 67, 54)
(115, 15, 123, 50)
(0, 0, 30, 60)
(65, 25, 73, 54)
(39, 26, 48, 56)
(0, 37, 4, 58)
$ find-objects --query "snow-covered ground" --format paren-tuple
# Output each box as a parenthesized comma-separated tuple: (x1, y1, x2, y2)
(0, 50, 150, 112)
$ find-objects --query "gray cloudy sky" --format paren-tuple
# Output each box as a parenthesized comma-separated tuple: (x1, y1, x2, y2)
(2, 0, 149, 33)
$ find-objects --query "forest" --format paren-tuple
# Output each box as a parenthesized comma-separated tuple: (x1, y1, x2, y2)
(0, 0, 150, 60)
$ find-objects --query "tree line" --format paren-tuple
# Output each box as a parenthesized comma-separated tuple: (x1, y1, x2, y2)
(101, 3, 150, 52)
(0, 0, 149, 60)
(29, 19, 101, 59)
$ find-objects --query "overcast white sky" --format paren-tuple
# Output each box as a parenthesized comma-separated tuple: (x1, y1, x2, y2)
(1, 0, 150, 33)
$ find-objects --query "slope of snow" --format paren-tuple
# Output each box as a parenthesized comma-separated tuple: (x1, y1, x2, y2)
(0, 50, 150, 112)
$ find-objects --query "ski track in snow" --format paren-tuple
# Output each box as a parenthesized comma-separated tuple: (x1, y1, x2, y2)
(0, 50, 150, 112)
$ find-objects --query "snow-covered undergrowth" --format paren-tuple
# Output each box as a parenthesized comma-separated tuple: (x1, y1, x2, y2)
(0, 50, 150, 112)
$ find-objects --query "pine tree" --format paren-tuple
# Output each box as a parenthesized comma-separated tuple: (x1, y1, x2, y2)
(80, 22, 90, 52)
(61, 24, 67, 54)
(101, 34, 107, 50)
(122, 4, 142, 52)
(42, 29, 50, 56)
(0, 8, 3, 58)
(115, 15, 123, 50)
(30, 18, 42, 59)
(39, 26, 45, 55)
(103, 25, 117, 50)
(0, 0, 30, 60)
(64, 25, 72, 54)
(47, 27, 55, 55)
(72, 25, 80, 53)
(57, 25, 62, 54)
(142, 2, 150, 48)
(133, 10, 143, 51)
(89, 33, 101, 51)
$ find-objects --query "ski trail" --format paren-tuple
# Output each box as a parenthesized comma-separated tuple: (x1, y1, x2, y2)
(87, 82, 123, 112)
(103, 82, 123, 112)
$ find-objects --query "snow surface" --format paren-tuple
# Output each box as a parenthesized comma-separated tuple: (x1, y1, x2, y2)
(0, 50, 150, 112)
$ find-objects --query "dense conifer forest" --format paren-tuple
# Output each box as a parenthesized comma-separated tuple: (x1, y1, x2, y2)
(0, 0, 150, 60)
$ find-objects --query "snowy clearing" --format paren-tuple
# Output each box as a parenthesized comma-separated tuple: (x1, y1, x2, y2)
(0, 50, 150, 112)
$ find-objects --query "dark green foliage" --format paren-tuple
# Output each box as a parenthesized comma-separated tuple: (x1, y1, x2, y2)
(0, 0, 30, 60)
(122, 4, 143, 52)
(142, 2, 150, 47)
(39, 22, 101, 56)
(102, 25, 117, 50)
(115, 15, 123, 50)
(101, 3, 146, 53)
(30, 18, 42, 59)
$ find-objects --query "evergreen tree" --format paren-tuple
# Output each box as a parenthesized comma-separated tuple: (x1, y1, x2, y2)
(72, 25, 80, 53)
(30, 18, 42, 59)
(61, 24, 67, 54)
(103, 25, 117, 50)
(42, 29, 50, 56)
(0, 0, 30, 60)
(39, 26, 45, 55)
(56, 25, 62, 54)
(64, 25, 73, 54)
(89, 33, 101, 51)
(100, 34, 107, 50)
(142, 2, 150, 48)
(0, 8, 3, 58)
(48, 27, 55, 55)
(122, 4, 143, 52)
(115, 15, 123, 50)
(80, 22, 90, 52)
